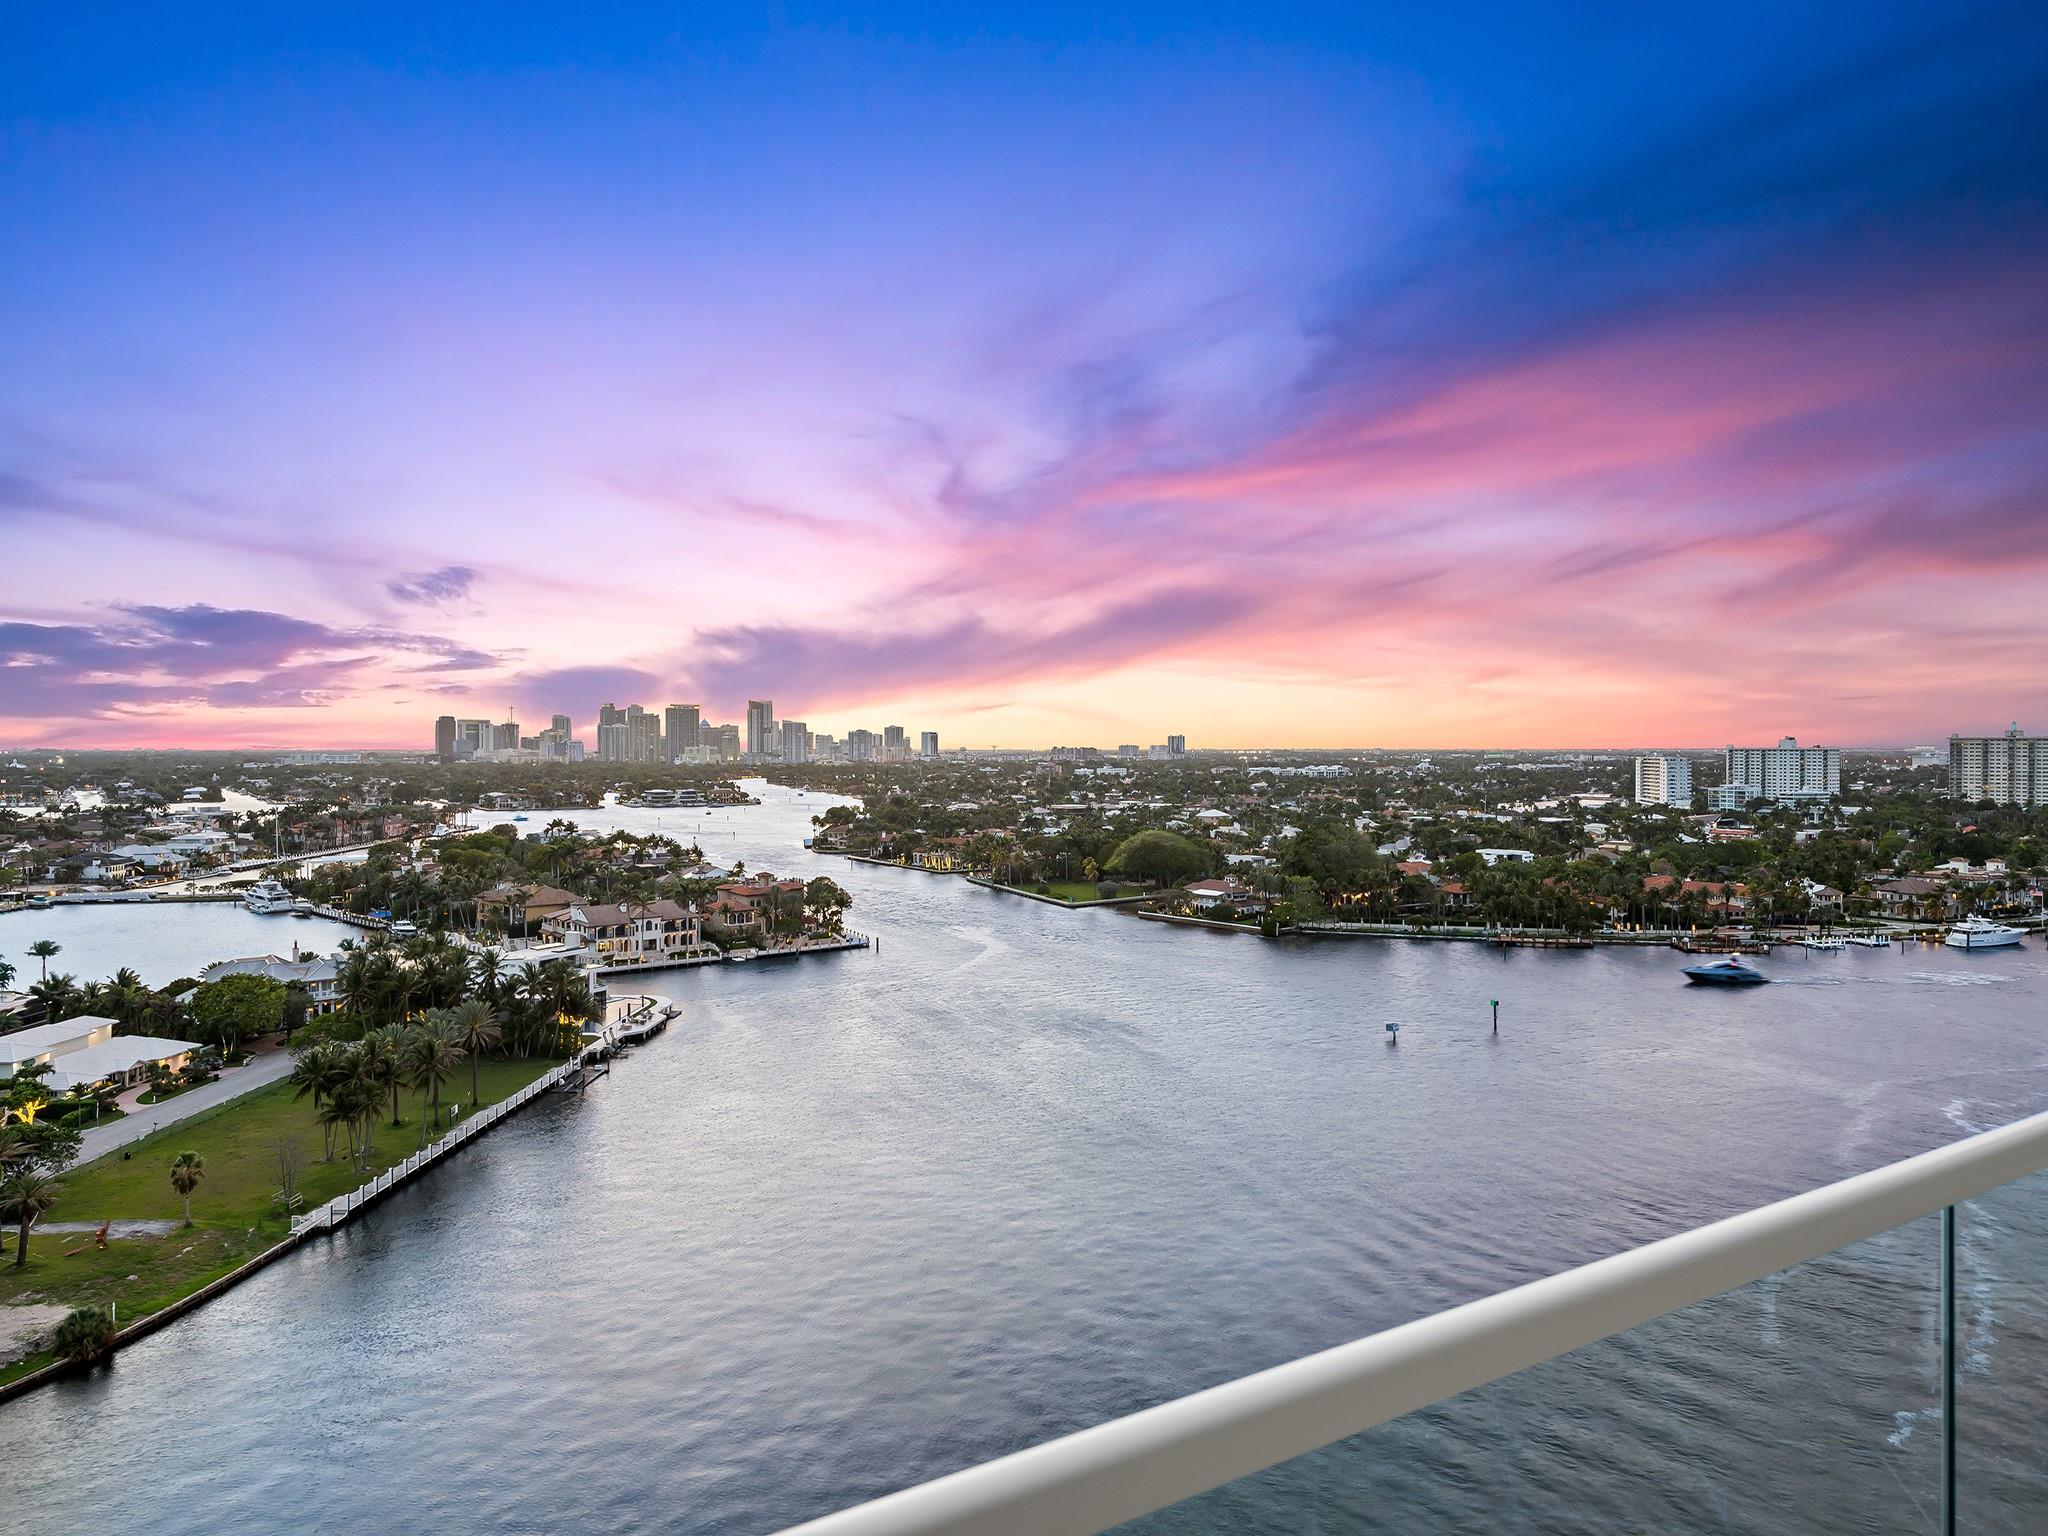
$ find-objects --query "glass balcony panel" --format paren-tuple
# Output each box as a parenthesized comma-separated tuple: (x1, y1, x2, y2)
(1115, 1211, 1945, 1535)
(1956, 1168, 2048, 1534)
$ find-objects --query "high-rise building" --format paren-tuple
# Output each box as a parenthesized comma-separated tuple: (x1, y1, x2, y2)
(712, 723, 741, 761)
(781, 720, 810, 763)
(551, 713, 572, 740)
(434, 716, 457, 762)
(1949, 724, 2048, 805)
(848, 728, 877, 762)
(1634, 754, 1694, 806)
(1167, 735, 1186, 756)
(920, 730, 939, 759)
(626, 705, 661, 764)
(492, 720, 520, 752)
(665, 704, 701, 762)
(597, 703, 630, 763)
(1118, 744, 1140, 758)
(883, 725, 907, 761)
(747, 700, 775, 761)
(455, 719, 493, 759)
(1723, 737, 1839, 801)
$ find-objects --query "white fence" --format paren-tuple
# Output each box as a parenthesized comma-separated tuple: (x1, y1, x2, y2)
(292, 1058, 581, 1235)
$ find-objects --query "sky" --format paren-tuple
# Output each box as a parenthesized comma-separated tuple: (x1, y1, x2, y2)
(2, 3, 2046, 751)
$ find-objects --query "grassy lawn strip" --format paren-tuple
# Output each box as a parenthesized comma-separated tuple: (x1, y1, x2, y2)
(1003, 879, 1147, 904)
(0, 1051, 564, 1381)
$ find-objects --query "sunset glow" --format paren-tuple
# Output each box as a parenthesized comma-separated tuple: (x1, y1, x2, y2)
(3, 5, 2045, 749)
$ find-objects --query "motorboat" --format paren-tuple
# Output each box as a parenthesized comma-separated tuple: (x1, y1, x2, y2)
(1945, 915, 2026, 950)
(388, 918, 420, 938)
(244, 879, 297, 914)
(1682, 955, 1770, 985)
(1843, 932, 1890, 947)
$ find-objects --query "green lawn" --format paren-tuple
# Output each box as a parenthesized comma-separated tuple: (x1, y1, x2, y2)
(0, 1050, 563, 1380)
(1022, 880, 1146, 904)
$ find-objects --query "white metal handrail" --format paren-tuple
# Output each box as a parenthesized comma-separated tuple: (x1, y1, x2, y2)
(779, 1108, 2048, 1536)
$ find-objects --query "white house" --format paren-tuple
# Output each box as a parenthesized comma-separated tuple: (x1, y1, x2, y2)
(197, 953, 344, 1014)
(1477, 848, 1537, 865)
(0, 1016, 202, 1093)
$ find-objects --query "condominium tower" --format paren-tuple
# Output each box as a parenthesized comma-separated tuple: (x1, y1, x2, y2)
(1949, 724, 2048, 805)
(1723, 737, 1840, 801)
(1633, 754, 1693, 806)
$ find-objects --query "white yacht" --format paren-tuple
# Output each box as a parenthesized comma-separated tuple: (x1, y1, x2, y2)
(1944, 915, 2026, 950)
(244, 879, 297, 915)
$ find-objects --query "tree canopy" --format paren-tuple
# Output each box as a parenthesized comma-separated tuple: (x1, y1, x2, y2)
(1105, 829, 1212, 887)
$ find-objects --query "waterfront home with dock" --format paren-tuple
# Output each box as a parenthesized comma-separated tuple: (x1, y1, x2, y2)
(541, 899, 715, 968)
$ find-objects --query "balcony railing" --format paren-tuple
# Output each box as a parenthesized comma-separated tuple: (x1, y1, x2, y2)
(777, 1109, 2048, 1536)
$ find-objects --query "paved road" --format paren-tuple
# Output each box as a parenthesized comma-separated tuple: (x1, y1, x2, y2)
(75, 1049, 297, 1163)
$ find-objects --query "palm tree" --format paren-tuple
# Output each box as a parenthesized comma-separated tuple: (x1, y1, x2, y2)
(0, 1167, 61, 1266)
(169, 1151, 205, 1227)
(27, 938, 60, 981)
(447, 1000, 501, 1104)
(362, 1025, 408, 1127)
(27, 974, 82, 1025)
(470, 946, 507, 1010)
(0, 957, 13, 991)
(405, 1019, 462, 1129)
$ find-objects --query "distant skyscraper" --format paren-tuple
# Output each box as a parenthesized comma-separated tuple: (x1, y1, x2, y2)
(781, 720, 810, 763)
(597, 702, 629, 763)
(455, 719, 493, 759)
(665, 704, 701, 761)
(712, 723, 741, 761)
(919, 730, 939, 759)
(626, 705, 661, 764)
(848, 728, 877, 762)
(551, 713, 572, 740)
(1167, 734, 1186, 756)
(1724, 737, 1839, 801)
(1118, 744, 1140, 758)
(883, 725, 907, 761)
(492, 720, 520, 752)
(434, 715, 457, 762)
(1949, 724, 2048, 805)
(747, 699, 775, 761)
(1634, 754, 1693, 806)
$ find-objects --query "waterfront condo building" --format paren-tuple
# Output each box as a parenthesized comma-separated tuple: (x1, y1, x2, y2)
(1948, 724, 2048, 805)
(1634, 754, 1694, 806)
(1723, 737, 1839, 801)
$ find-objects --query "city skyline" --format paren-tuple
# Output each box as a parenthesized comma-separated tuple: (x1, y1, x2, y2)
(4, 7, 2047, 751)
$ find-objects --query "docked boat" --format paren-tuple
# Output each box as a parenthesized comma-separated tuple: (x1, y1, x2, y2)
(1682, 955, 1770, 986)
(244, 879, 298, 914)
(1944, 915, 2026, 950)
(388, 918, 420, 938)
